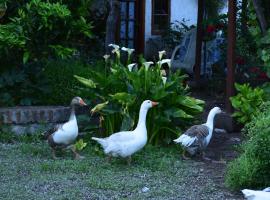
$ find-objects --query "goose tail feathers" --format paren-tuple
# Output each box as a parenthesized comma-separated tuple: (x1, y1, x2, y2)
(173, 134, 196, 147)
(92, 137, 108, 149)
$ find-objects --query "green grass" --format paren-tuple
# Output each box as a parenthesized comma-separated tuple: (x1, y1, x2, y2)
(0, 140, 242, 200)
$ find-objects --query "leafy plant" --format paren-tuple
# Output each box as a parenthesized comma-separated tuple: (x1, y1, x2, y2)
(225, 101, 270, 190)
(230, 83, 265, 124)
(75, 46, 204, 145)
(42, 59, 93, 105)
(74, 139, 87, 151)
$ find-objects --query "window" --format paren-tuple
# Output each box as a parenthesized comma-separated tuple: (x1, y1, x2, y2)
(152, 0, 170, 35)
(120, 0, 136, 48)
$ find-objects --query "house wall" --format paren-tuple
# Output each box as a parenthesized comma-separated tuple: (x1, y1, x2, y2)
(144, 0, 198, 57)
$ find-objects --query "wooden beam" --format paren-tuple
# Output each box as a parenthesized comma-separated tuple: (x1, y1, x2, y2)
(194, 0, 204, 82)
(226, 0, 236, 113)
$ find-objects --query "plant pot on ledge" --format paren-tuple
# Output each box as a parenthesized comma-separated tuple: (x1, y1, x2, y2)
(0, 3, 7, 19)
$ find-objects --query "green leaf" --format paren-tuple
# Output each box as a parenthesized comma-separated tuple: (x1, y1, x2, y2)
(74, 139, 87, 151)
(23, 51, 30, 64)
(110, 92, 136, 105)
(74, 75, 96, 88)
(91, 101, 109, 113)
(120, 113, 134, 131)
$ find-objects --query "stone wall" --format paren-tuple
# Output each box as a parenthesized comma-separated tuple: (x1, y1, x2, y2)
(0, 106, 90, 135)
(0, 106, 70, 125)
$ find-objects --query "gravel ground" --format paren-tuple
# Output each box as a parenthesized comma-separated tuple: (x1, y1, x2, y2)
(0, 139, 244, 200)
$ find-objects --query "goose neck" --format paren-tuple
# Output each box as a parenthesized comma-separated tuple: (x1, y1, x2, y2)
(69, 105, 77, 121)
(205, 111, 217, 129)
(135, 108, 148, 130)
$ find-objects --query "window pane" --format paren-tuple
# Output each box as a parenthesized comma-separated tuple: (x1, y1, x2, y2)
(120, 21, 126, 38)
(129, 2, 135, 19)
(128, 40, 134, 48)
(153, 15, 169, 32)
(128, 21, 134, 39)
(154, 0, 169, 14)
(121, 2, 127, 19)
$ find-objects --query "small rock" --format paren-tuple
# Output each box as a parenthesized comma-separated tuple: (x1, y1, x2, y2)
(141, 186, 150, 193)
(230, 137, 241, 143)
(200, 168, 204, 172)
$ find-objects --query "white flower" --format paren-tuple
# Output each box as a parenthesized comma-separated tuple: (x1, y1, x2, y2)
(108, 44, 120, 50)
(157, 59, 171, 68)
(143, 61, 154, 71)
(161, 69, 166, 76)
(127, 63, 137, 72)
(121, 47, 135, 56)
(103, 54, 110, 61)
(158, 50, 166, 60)
(162, 77, 167, 85)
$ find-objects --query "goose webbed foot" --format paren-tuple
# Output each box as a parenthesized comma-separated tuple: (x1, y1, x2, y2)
(107, 155, 112, 163)
(70, 145, 84, 160)
(127, 156, 132, 166)
(51, 149, 58, 160)
(182, 151, 191, 160)
(201, 151, 212, 161)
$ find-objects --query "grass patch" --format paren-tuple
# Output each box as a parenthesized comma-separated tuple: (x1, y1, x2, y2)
(0, 141, 241, 199)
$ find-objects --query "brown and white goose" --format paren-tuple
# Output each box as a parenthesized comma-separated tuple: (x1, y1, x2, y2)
(174, 107, 222, 160)
(43, 97, 87, 159)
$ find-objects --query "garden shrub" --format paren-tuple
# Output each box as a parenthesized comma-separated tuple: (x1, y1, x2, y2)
(42, 59, 93, 105)
(225, 101, 270, 190)
(75, 46, 204, 145)
(0, 0, 94, 106)
(230, 83, 265, 124)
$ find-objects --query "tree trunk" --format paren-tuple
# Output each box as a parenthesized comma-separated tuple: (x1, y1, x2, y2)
(252, 0, 268, 34)
(105, 0, 120, 53)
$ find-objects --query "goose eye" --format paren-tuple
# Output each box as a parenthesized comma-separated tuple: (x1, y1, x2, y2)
(148, 101, 150, 103)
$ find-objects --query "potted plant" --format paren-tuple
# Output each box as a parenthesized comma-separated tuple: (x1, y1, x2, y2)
(0, 2, 7, 19)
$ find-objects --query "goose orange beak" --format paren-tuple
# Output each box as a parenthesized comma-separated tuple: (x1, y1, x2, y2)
(79, 99, 87, 106)
(151, 101, 159, 107)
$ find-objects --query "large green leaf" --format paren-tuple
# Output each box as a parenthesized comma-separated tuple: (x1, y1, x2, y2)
(120, 113, 134, 131)
(164, 108, 193, 119)
(74, 75, 96, 88)
(110, 92, 136, 105)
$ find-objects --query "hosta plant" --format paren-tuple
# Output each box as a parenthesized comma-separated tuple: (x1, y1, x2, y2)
(75, 46, 204, 145)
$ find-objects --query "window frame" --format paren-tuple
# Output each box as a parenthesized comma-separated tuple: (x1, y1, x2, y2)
(151, 0, 171, 35)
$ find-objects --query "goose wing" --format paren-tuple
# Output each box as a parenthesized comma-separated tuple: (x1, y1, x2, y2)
(174, 125, 209, 147)
(42, 124, 63, 140)
(108, 131, 136, 142)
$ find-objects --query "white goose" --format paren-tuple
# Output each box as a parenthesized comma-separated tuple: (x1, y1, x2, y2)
(242, 187, 270, 200)
(174, 107, 222, 159)
(43, 97, 87, 159)
(92, 100, 158, 165)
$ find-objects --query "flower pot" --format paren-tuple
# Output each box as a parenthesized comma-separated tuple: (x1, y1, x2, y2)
(0, 4, 7, 19)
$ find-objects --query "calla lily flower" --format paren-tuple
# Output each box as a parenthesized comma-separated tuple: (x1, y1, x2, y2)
(108, 44, 120, 50)
(159, 50, 166, 60)
(161, 69, 167, 76)
(162, 77, 167, 85)
(143, 61, 154, 71)
(121, 47, 135, 56)
(127, 63, 137, 72)
(103, 54, 110, 61)
(157, 59, 171, 68)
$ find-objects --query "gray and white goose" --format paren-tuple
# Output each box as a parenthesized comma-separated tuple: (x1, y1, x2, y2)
(43, 96, 87, 159)
(174, 107, 222, 159)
